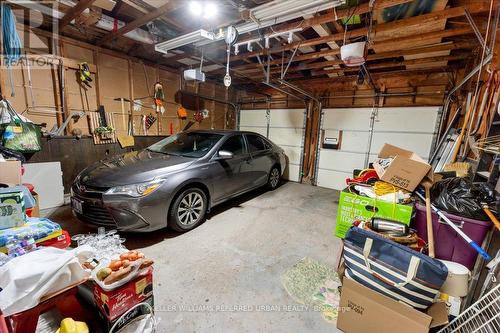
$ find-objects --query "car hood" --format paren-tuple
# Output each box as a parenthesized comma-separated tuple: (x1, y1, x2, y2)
(78, 150, 195, 187)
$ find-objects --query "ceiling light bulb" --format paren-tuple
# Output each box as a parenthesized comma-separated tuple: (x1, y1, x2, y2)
(189, 1, 203, 16)
(203, 2, 217, 19)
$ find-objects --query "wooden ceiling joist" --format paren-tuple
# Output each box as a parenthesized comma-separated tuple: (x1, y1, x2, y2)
(233, 41, 477, 72)
(236, 0, 415, 46)
(59, 0, 98, 29)
(231, 6, 470, 62)
(233, 40, 476, 76)
(96, 1, 177, 46)
(312, 54, 470, 76)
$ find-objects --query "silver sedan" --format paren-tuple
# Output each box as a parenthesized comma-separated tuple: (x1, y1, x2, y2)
(71, 130, 286, 232)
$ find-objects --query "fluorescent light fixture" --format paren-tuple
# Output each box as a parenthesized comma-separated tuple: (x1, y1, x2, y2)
(155, 29, 215, 54)
(195, 0, 346, 46)
(156, 0, 346, 52)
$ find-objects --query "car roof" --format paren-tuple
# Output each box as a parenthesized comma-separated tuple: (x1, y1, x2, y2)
(186, 129, 263, 136)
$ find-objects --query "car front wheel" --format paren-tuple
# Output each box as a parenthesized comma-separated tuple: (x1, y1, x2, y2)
(267, 166, 281, 190)
(169, 188, 207, 232)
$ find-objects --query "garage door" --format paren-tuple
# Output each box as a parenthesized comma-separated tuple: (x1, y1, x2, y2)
(239, 109, 306, 182)
(316, 107, 440, 190)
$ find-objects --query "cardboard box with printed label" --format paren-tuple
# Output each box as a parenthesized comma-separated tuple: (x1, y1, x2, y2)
(373, 144, 432, 192)
(337, 278, 448, 333)
(335, 190, 413, 239)
(93, 267, 153, 321)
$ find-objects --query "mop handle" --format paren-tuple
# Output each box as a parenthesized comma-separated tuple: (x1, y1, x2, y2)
(415, 191, 491, 261)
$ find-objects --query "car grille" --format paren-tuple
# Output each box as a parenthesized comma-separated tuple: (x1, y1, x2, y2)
(72, 183, 109, 199)
(77, 204, 116, 227)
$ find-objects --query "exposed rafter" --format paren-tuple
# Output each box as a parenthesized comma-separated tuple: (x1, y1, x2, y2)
(59, 0, 98, 29)
(97, 1, 179, 46)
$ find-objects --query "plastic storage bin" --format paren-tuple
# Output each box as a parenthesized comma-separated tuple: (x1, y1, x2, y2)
(413, 203, 492, 270)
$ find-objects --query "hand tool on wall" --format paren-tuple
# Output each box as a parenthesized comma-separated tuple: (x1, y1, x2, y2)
(415, 190, 491, 261)
(78, 62, 93, 88)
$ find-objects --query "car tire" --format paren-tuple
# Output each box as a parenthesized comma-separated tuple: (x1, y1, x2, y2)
(168, 187, 207, 232)
(267, 165, 281, 190)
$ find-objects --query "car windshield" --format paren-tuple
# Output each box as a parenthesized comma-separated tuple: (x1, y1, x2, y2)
(147, 132, 223, 158)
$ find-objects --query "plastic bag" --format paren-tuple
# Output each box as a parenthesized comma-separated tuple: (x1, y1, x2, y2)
(430, 177, 495, 221)
(0, 101, 41, 153)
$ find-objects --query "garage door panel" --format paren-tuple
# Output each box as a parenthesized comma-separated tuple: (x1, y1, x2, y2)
(317, 169, 350, 190)
(281, 146, 302, 165)
(318, 107, 439, 190)
(269, 128, 304, 147)
(240, 110, 268, 127)
(239, 108, 305, 182)
(318, 150, 366, 173)
(269, 109, 304, 127)
(322, 108, 372, 130)
(331, 131, 370, 152)
(240, 126, 267, 136)
(374, 107, 439, 132)
(284, 164, 301, 182)
(370, 133, 434, 159)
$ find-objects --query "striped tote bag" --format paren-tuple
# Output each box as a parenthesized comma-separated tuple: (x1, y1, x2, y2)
(343, 227, 448, 309)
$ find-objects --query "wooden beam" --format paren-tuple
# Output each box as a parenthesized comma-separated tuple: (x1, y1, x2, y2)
(232, 6, 469, 62)
(312, 54, 470, 76)
(236, 0, 414, 45)
(18, 22, 179, 74)
(235, 41, 475, 75)
(59, 0, 98, 29)
(97, 1, 176, 46)
(110, 0, 124, 16)
(288, 68, 458, 86)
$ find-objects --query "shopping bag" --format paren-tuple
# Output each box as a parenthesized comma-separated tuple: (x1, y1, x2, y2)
(0, 101, 41, 153)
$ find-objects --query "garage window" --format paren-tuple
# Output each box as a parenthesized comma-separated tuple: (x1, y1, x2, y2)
(220, 135, 246, 156)
(246, 134, 266, 153)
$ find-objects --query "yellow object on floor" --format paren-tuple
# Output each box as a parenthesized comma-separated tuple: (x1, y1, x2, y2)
(56, 318, 89, 333)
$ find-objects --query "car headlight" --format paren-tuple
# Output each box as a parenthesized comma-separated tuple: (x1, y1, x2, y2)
(105, 178, 165, 197)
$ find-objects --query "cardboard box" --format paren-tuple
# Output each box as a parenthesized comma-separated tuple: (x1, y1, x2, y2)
(0, 191, 26, 230)
(373, 144, 432, 192)
(337, 278, 448, 333)
(93, 267, 153, 321)
(335, 190, 413, 238)
(0, 160, 22, 186)
(97, 295, 154, 333)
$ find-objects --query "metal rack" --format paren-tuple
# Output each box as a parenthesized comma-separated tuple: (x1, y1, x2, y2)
(438, 283, 500, 333)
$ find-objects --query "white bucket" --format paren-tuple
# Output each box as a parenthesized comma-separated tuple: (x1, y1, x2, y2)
(340, 41, 366, 67)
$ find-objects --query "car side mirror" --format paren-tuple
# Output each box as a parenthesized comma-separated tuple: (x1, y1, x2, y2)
(217, 150, 234, 160)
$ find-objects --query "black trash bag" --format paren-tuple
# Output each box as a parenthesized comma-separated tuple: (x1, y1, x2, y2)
(430, 177, 495, 221)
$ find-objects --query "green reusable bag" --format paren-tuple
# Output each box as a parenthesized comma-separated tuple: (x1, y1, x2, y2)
(0, 101, 41, 153)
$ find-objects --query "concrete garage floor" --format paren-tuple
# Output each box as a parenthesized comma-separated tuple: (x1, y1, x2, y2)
(49, 182, 342, 333)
